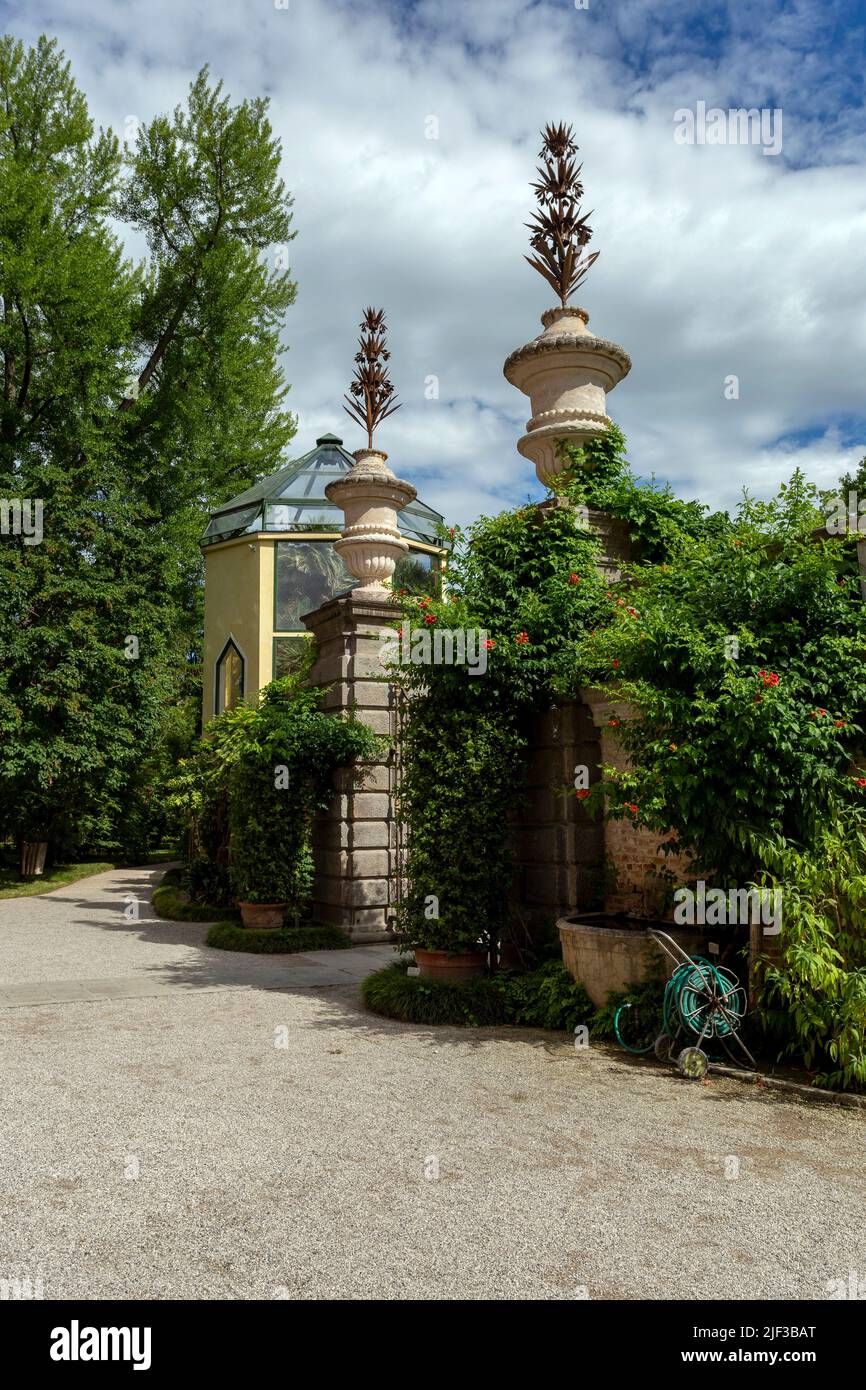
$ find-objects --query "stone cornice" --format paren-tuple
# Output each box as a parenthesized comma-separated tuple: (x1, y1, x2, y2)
(325, 473, 417, 509)
(301, 589, 401, 634)
(503, 333, 632, 382)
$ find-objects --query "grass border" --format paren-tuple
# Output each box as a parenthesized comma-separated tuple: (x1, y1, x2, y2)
(205, 921, 351, 953)
(0, 851, 177, 900)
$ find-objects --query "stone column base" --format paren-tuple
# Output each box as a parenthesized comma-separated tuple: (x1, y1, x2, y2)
(303, 589, 402, 943)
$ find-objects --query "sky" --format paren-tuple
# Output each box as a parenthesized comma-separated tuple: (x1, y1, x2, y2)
(3, 0, 866, 526)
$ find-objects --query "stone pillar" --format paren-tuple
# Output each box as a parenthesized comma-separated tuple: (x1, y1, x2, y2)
(308, 442, 417, 941)
(303, 591, 400, 943)
(512, 700, 604, 929)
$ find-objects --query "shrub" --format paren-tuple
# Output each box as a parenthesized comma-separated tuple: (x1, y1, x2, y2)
(362, 964, 508, 1026)
(504, 960, 593, 1031)
(361, 960, 595, 1031)
(151, 869, 239, 923)
(394, 503, 608, 958)
(166, 669, 383, 912)
(396, 705, 522, 955)
(557, 425, 730, 561)
(574, 475, 866, 885)
(206, 921, 350, 953)
(759, 809, 866, 1090)
(227, 677, 381, 905)
(186, 856, 232, 910)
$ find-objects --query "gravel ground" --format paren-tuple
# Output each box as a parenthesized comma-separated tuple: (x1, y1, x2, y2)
(1, 865, 864, 1301)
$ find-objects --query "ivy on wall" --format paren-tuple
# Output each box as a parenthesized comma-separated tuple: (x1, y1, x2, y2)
(395, 432, 866, 1086)
(167, 667, 382, 910)
(393, 426, 724, 957)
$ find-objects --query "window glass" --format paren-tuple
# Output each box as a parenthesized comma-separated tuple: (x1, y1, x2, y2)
(273, 636, 311, 680)
(216, 642, 244, 713)
(392, 550, 437, 596)
(275, 541, 356, 630)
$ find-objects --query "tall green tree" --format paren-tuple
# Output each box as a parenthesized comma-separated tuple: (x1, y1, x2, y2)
(0, 35, 296, 859)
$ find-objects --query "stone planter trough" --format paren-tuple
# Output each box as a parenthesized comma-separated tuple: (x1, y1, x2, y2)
(558, 912, 714, 1007)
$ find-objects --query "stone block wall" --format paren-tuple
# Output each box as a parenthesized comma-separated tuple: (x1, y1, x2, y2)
(511, 700, 604, 929)
(302, 590, 401, 942)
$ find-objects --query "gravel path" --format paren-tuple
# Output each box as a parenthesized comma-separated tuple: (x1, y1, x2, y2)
(1, 865, 864, 1301)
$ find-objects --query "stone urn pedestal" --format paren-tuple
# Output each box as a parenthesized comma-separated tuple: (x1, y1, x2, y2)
(325, 449, 416, 591)
(310, 443, 417, 944)
(503, 306, 631, 486)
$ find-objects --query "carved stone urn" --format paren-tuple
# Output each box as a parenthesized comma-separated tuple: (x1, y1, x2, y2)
(503, 305, 631, 486)
(324, 448, 417, 591)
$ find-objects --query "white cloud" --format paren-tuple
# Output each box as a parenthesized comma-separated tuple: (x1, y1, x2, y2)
(7, 0, 865, 524)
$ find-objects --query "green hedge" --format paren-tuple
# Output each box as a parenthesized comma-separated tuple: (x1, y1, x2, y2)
(361, 960, 593, 1030)
(151, 869, 240, 923)
(205, 921, 351, 954)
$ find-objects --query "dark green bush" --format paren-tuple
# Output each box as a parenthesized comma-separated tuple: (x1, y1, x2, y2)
(166, 670, 383, 911)
(361, 960, 594, 1031)
(362, 964, 508, 1027)
(205, 921, 351, 953)
(504, 959, 593, 1030)
(186, 856, 232, 909)
(151, 869, 239, 923)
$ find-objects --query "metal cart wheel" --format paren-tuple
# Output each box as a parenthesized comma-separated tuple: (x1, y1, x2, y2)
(677, 1046, 709, 1080)
(654, 1033, 676, 1063)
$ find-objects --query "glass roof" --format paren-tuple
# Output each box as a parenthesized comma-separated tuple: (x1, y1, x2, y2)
(202, 432, 447, 549)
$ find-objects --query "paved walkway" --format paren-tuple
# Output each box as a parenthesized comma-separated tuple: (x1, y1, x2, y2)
(1, 865, 864, 1300)
(0, 863, 394, 1001)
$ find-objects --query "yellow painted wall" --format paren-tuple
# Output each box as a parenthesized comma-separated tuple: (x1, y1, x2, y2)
(257, 539, 276, 694)
(202, 536, 272, 724)
(202, 532, 446, 724)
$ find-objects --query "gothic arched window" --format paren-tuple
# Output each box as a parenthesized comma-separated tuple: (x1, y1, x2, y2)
(215, 638, 244, 715)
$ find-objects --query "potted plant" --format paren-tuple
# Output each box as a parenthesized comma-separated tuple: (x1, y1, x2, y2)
(222, 674, 383, 929)
(405, 906, 488, 981)
(398, 858, 495, 980)
(412, 943, 488, 982)
(235, 900, 289, 930)
(395, 695, 515, 982)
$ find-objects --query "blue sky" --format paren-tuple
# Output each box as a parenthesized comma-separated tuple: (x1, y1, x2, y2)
(3, 0, 865, 524)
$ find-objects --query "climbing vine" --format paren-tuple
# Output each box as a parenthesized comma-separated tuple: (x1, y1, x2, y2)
(395, 432, 866, 1086)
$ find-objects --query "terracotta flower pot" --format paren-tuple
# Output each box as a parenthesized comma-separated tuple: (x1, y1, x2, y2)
(237, 902, 286, 930)
(414, 948, 487, 982)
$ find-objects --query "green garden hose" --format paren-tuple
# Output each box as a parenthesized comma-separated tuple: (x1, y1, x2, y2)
(614, 956, 746, 1054)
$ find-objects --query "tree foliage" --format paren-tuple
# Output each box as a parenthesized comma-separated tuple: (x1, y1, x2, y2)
(576, 481, 866, 884)
(0, 35, 296, 857)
